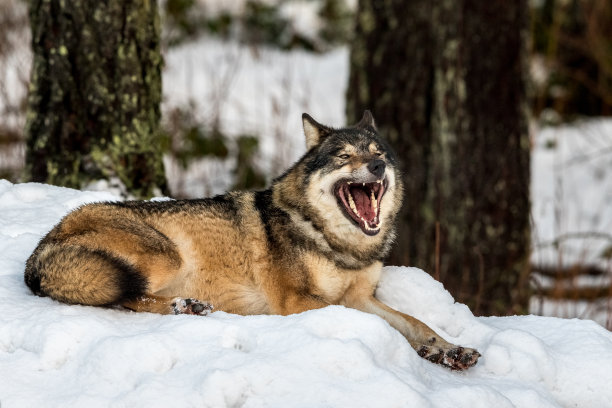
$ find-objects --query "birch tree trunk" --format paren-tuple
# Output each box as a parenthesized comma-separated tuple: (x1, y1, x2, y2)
(25, 0, 167, 198)
(348, 0, 531, 315)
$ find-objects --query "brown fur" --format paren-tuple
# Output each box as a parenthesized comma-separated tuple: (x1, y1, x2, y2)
(24, 112, 480, 370)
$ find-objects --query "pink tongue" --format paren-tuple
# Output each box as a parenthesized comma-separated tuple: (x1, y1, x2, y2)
(350, 187, 375, 221)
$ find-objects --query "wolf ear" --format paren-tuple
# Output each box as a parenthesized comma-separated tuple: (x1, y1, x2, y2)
(355, 110, 377, 131)
(302, 113, 331, 149)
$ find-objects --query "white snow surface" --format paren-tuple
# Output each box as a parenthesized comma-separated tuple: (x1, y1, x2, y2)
(0, 181, 611, 407)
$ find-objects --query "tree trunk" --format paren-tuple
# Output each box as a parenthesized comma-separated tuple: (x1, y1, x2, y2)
(25, 0, 167, 198)
(348, 0, 531, 315)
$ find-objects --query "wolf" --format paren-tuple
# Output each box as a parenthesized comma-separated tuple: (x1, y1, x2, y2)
(25, 111, 480, 370)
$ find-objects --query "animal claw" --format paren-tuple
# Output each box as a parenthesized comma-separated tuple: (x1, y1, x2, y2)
(172, 297, 213, 316)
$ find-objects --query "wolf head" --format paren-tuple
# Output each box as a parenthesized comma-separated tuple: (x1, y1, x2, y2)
(273, 111, 403, 265)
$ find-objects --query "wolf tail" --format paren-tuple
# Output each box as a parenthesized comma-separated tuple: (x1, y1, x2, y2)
(24, 244, 147, 306)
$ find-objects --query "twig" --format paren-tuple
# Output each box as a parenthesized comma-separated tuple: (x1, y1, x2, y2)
(532, 263, 608, 278)
(473, 246, 485, 313)
(535, 231, 612, 249)
(434, 221, 440, 281)
(538, 286, 611, 301)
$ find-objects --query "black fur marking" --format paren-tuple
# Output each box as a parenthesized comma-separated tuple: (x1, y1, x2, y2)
(207, 194, 241, 215)
(108, 195, 238, 217)
(254, 190, 312, 255)
(24, 239, 49, 296)
(254, 190, 282, 246)
(91, 249, 148, 303)
(24, 268, 43, 296)
(111, 219, 177, 255)
(303, 149, 337, 177)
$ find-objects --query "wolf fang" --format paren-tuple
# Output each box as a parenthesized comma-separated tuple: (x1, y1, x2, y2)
(24, 110, 481, 370)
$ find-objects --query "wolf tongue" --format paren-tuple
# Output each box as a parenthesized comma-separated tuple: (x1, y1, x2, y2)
(350, 187, 375, 221)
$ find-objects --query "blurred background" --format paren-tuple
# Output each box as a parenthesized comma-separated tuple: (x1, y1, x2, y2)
(0, 0, 610, 326)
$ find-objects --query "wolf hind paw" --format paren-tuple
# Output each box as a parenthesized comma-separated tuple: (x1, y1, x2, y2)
(171, 297, 213, 316)
(417, 344, 481, 371)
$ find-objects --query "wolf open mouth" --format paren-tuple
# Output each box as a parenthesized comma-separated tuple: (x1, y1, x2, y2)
(335, 179, 387, 236)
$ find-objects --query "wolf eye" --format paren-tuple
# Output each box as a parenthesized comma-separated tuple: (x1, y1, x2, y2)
(374, 152, 383, 157)
(338, 154, 350, 160)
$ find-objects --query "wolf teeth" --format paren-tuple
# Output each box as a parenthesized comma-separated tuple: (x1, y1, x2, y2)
(348, 191, 358, 215)
(362, 219, 380, 231)
(348, 190, 379, 231)
(342, 180, 382, 232)
(371, 190, 377, 212)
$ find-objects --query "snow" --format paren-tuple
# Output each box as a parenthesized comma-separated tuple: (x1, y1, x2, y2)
(1, 181, 612, 407)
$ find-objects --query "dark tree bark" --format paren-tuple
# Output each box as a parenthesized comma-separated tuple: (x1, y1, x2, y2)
(348, 0, 531, 315)
(25, 0, 167, 198)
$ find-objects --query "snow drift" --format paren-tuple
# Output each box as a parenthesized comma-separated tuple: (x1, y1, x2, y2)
(0, 180, 611, 407)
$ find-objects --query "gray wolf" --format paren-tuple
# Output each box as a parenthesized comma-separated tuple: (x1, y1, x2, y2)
(25, 111, 480, 370)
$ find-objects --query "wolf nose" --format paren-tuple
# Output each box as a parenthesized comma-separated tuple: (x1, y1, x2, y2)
(368, 159, 386, 178)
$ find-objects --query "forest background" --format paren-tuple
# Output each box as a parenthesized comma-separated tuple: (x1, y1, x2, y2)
(0, 0, 611, 325)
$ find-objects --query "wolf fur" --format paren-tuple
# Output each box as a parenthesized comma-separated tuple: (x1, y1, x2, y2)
(24, 112, 480, 370)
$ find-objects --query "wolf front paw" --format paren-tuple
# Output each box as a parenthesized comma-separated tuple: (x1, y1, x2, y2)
(417, 345, 481, 371)
(171, 297, 213, 316)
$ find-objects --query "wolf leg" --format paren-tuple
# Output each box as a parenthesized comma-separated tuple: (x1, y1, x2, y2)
(270, 292, 329, 315)
(341, 285, 480, 370)
(121, 295, 213, 315)
(364, 297, 479, 370)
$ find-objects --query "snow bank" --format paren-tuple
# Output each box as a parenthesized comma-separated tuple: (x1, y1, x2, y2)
(1, 181, 611, 407)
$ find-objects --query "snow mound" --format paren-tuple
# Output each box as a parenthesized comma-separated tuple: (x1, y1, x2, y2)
(1, 181, 611, 407)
